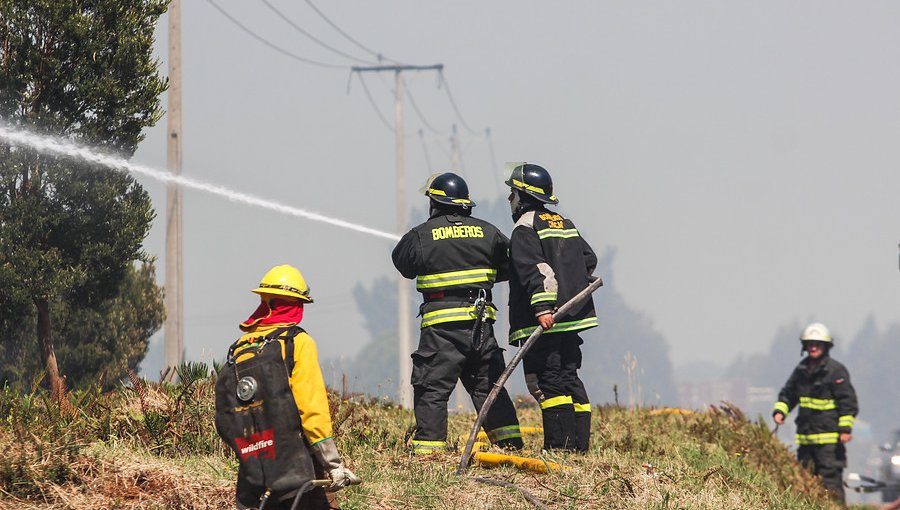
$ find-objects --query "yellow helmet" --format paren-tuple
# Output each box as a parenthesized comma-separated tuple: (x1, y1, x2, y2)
(251, 264, 313, 303)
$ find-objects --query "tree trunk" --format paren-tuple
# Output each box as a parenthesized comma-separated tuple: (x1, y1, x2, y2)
(35, 297, 71, 414)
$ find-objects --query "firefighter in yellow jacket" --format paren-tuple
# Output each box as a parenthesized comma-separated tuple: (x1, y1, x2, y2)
(215, 265, 359, 510)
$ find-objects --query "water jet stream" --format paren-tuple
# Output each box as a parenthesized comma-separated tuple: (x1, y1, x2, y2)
(0, 123, 401, 242)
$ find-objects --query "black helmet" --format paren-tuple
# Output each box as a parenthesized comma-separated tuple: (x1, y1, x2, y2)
(505, 163, 558, 204)
(423, 172, 475, 208)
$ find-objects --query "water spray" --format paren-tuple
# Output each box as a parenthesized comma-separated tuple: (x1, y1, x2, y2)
(0, 123, 400, 242)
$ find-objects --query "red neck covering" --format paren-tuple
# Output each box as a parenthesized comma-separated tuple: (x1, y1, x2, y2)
(240, 298, 304, 330)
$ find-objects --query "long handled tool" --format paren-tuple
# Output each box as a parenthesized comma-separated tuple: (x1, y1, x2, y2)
(456, 276, 604, 475)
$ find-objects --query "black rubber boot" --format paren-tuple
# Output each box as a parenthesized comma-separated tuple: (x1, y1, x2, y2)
(541, 405, 577, 450)
(495, 437, 524, 450)
(575, 411, 591, 452)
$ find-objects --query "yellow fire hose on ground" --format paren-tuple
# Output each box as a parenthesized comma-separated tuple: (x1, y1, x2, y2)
(460, 427, 564, 474)
(648, 408, 694, 416)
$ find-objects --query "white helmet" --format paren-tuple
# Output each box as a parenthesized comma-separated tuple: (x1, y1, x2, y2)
(800, 322, 833, 344)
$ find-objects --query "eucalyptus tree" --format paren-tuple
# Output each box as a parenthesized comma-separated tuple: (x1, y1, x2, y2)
(0, 0, 168, 403)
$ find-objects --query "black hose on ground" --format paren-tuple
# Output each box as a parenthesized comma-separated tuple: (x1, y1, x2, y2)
(469, 476, 549, 510)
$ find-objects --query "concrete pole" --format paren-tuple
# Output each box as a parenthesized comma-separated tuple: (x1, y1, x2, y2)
(450, 123, 461, 172)
(395, 71, 413, 408)
(164, 0, 184, 377)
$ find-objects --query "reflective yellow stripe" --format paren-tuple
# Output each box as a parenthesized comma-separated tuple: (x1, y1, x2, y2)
(773, 402, 790, 415)
(574, 403, 592, 413)
(421, 306, 496, 328)
(796, 432, 839, 445)
(799, 397, 836, 410)
(511, 178, 545, 195)
(540, 395, 573, 409)
(416, 268, 497, 290)
(838, 415, 855, 428)
(509, 317, 599, 344)
(537, 228, 580, 240)
(411, 439, 446, 454)
(530, 292, 557, 305)
(486, 425, 522, 442)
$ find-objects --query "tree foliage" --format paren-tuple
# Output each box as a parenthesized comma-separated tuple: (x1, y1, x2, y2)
(0, 261, 165, 390)
(0, 0, 168, 396)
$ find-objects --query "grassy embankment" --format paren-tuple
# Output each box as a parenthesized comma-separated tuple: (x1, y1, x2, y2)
(0, 363, 876, 509)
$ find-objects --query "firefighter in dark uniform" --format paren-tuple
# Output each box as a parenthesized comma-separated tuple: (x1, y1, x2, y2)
(392, 172, 524, 455)
(773, 322, 859, 503)
(506, 163, 600, 452)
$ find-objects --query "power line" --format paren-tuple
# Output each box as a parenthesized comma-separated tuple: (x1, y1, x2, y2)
(485, 127, 502, 196)
(303, 0, 406, 65)
(259, 0, 376, 65)
(403, 76, 450, 136)
(356, 73, 394, 132)
(206, 0, 350, 69)
(438, 71, 480, 135)
(418, 129, 434, 172)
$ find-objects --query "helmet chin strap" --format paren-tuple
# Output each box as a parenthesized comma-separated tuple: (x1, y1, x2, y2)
(509, 190, 523, 219)
(509, 190, 538, 221)
(430, 201, 470, 219)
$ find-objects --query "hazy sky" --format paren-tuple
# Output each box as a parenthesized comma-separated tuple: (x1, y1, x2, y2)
(131, 1, 900, 372)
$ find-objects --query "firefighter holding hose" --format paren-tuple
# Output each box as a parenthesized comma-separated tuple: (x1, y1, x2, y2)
(392, 172, 524, 455)
(506, 163, 600, 452)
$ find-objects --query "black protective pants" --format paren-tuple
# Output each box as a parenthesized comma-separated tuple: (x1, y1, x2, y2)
(522, 331, 591, 451)
(798, 443, 846, 503)
(410, 321, 522, 449)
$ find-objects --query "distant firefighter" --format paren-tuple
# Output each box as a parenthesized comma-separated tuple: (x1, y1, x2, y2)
(772, 322, 858, 503)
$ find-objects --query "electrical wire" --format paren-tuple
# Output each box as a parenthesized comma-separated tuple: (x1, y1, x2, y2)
(418, 129, 434, 171)
(356, 73, 394, 132)
(485, 128, 502, 195)
(303, 0, 406, 65)
(403, 76, 450, 136)
(206, 0, 350, 69)
(439, 71, 480, 135)
(259, 0, 376, 65)
(433, 136, 453, 162)
(447, 125, 463, 175)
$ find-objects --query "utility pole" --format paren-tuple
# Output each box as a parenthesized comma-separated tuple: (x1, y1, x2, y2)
(353, 64, 442, 409)
(449, 124, 461, 173)
(164, 0, 184, 377)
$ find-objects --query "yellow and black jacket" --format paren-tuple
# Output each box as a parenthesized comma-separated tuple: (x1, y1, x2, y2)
(231, 323, 333, 446)
(773, 355, 858, 446)
(508, 207, 598, 344)
(392, 211, 509, 327)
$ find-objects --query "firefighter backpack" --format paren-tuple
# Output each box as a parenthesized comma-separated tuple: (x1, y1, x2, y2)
(215, 326, 316, 505)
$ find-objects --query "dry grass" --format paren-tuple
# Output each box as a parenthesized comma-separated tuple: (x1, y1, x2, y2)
(0, 430, 231, 509)
(0, 371, 878, 509)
